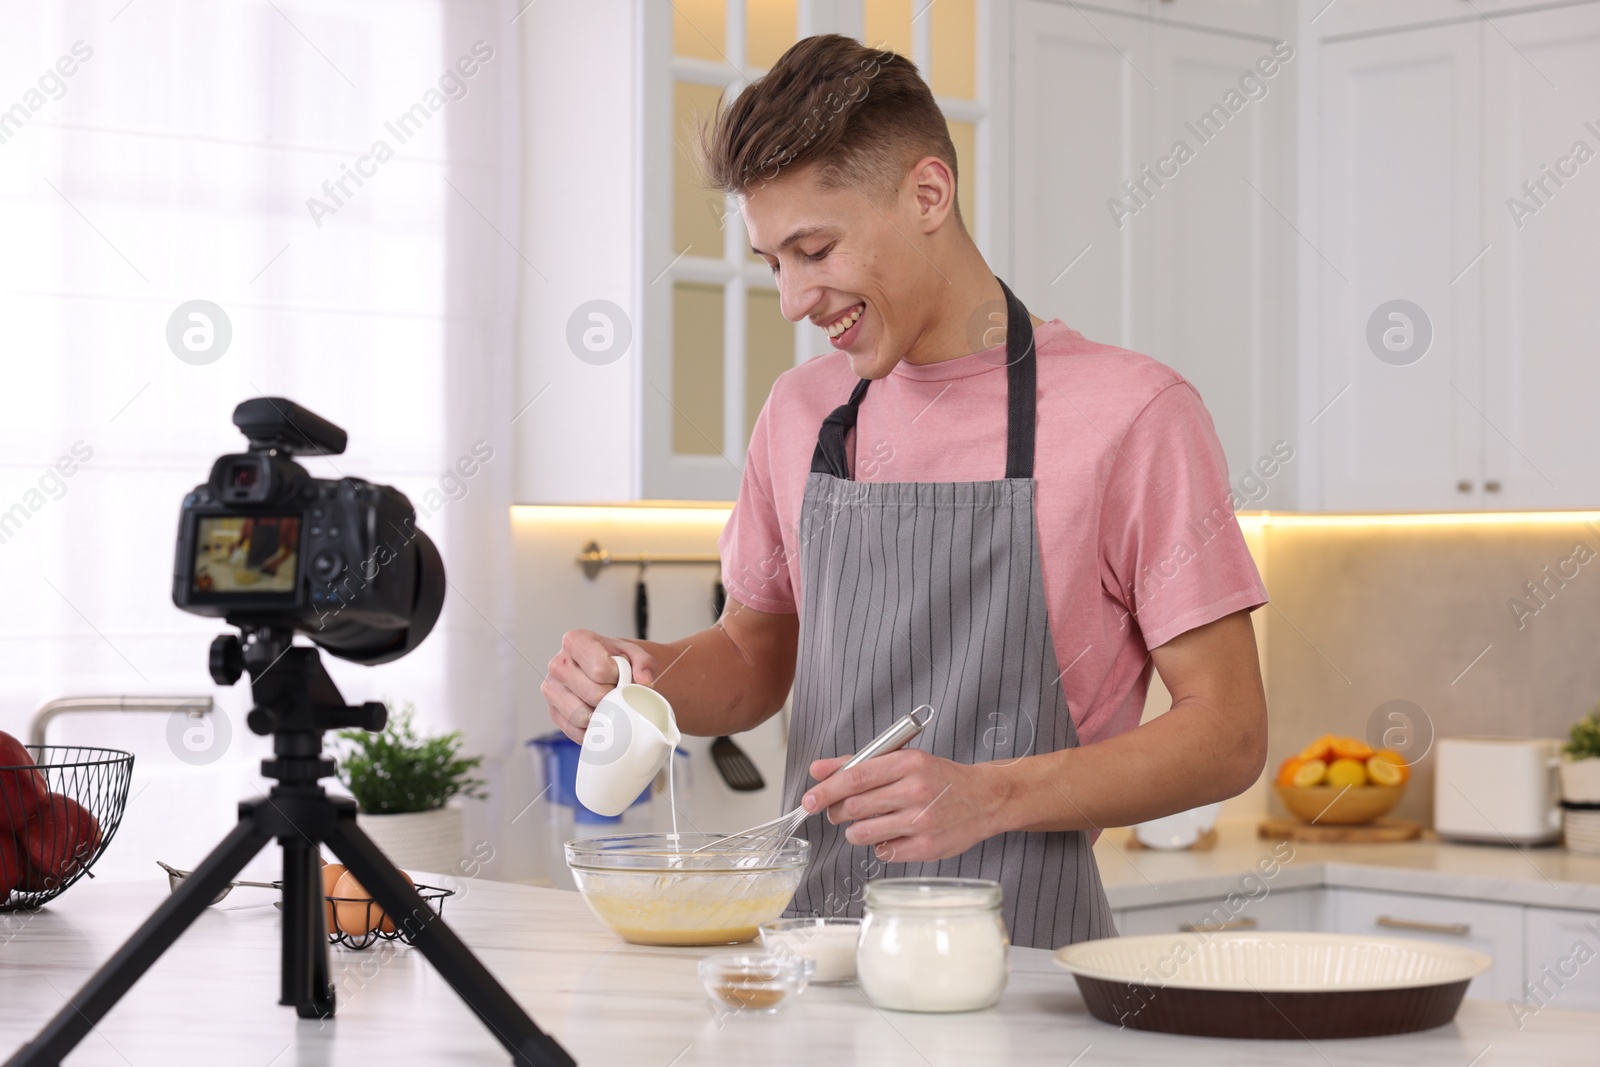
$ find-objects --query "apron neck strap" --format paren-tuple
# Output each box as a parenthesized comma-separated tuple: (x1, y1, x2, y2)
(810, 278, 1037, 480)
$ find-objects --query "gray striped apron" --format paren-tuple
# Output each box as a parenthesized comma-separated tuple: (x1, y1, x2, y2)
(783, 279, 1116, 950)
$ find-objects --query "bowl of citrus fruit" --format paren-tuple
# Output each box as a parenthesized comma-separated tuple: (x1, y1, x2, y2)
(1273, 735, 1410, 825)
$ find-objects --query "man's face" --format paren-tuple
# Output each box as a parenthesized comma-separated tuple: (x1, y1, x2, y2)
(743, 164, 937, 379)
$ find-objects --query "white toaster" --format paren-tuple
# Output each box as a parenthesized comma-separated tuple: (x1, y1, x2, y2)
(1434, 736, 1564, 844)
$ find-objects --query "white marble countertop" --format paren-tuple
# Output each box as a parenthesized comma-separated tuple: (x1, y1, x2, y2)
(1094, 819, 1600, 911)
(3, 871, 1598, 1065)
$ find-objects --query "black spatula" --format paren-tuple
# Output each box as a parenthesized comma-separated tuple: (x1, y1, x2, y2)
(709, 580, 765, 792)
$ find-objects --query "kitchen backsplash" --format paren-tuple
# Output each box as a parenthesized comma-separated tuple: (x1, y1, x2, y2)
(1255, 514, 1600, 827)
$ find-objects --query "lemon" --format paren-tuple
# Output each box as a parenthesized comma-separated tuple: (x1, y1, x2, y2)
(1366, 755, 1404, 787)
(1371, 749, 1410, 784)
(1291, 759, 1328, 788)
(1326, 757, 1368, 788)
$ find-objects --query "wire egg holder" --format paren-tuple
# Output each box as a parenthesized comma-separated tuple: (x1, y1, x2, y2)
(316, 883, 457, 950)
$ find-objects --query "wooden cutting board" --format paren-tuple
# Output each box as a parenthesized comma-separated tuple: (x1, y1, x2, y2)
(1257, 817, 1423, 843)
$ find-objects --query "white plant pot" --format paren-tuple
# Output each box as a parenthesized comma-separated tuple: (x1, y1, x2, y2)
(1558, 757, 1600, 804)
(355, 805, 463, 876)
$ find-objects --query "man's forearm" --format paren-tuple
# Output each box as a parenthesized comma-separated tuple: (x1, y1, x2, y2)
(634, 620, 792, 736)
(986, 696, 1267, 835)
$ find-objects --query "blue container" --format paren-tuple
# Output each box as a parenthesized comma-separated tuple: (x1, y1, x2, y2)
(526, 732, 651, 824)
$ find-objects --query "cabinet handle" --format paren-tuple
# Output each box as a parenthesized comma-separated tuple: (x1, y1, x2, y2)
(1456, 480, 1473, 493)
(1376, 915, 1471, 936)
(1179, 918, 1258, 933)
(1484, 480, 1502, 493)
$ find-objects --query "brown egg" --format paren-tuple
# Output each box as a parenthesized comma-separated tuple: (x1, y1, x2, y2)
(332, 868, 415, 937)
(320, 863, 347, 933)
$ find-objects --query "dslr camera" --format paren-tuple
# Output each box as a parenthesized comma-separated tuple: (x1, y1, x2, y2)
(172, 398, 444, 665)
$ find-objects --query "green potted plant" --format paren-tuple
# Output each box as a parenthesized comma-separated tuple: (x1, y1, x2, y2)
(336, 704, 486, 873)
(1560, 704, 1600, 804)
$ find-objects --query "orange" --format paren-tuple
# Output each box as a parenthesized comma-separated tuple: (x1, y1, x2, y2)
(1365, 755, 1404, 787)
(1371, 749, 1410, 784)
(1275, 756, 1306, 787)
(1326, 757, 1368, 788)
(1290, 759, 1328, 788)
(1298, 734, 1337, 762)
(1331, 736, 1374, 761)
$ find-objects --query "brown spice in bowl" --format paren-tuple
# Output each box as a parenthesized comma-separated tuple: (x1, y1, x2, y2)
(711, 977, 785, 1010)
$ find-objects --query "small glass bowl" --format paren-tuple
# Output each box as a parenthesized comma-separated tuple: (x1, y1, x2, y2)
(759, 917, 863, 984)
(697, 953, 815, 1015)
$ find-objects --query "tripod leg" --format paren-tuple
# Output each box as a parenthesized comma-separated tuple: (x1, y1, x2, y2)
(5, 820, 272, 1067)
(281, 836, 335, 1019)
(324, 820, 575, 1067)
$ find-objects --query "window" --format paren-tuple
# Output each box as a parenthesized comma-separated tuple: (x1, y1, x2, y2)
(641, 0, 988, 498)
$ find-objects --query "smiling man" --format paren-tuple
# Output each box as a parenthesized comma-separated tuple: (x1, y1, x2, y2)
(544, 34, 1268, 949)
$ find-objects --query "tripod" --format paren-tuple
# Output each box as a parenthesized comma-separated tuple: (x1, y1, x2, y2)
(6, 628, 575, 1067)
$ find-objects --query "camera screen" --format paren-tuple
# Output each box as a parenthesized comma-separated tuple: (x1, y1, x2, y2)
(192, 516, 300, 594)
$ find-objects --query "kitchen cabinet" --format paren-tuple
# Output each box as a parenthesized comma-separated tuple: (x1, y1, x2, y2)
(1312, 19, 1484, 511)
(1011, 0, 1600, 511)
(1523, 906, 1600, 1013)
(1011, 0, 1298, 499)
(1113, 886, 1324, 937)
(1311, 1, 1600, 509)
(1328, 887, 1525, 1001)
(1479, 4, 1600, 508)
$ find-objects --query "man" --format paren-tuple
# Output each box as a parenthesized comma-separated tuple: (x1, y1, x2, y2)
(544, 35, 1268, 949)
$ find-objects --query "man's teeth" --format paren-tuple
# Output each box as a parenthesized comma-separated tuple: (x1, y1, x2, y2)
(825, 304, 864, 338)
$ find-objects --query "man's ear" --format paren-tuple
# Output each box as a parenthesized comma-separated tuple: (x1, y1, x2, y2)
(907, 155, 958, 234)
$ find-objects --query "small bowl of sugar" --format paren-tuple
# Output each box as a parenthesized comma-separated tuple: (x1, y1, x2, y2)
(759, 917, 863, 984)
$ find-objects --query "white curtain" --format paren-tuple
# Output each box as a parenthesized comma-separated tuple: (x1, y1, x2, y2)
(0, 0, 521, 880)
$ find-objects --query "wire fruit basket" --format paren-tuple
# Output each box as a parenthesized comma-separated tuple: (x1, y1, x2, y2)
(1, 745, 135, 909)
(322, 883, 456, 950)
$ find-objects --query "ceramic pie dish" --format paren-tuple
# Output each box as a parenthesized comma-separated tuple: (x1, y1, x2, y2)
(1054, 931, 1492, 1039)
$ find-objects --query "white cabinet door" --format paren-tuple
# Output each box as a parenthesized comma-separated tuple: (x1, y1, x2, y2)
(1012, 2, 1292, 489)
(1315, 22, 1485, 510)
(1012, 0, 1152, 352)
(1523, 907, 1600, 1012)
(1114, 887, 1324, 937)
(1480, 5, 1600, 507)
(1137, 21, 1294, 492)
(1330, 888, 1523, 1001)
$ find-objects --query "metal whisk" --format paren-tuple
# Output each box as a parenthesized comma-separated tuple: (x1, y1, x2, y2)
(694, 705, 936, 855)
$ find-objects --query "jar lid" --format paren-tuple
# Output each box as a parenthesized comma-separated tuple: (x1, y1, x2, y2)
(864, 877, 1002, 912)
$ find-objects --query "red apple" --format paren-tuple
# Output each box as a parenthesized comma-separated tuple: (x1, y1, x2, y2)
(18, 793, 102, 893)
(0, 833, 22, 898)
(0, 732, 46, 831)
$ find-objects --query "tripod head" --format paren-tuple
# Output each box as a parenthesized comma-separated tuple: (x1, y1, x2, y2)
(209, 624, 386, 783)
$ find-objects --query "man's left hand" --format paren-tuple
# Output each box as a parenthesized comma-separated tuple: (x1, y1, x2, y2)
(802, 749, 1003, 864)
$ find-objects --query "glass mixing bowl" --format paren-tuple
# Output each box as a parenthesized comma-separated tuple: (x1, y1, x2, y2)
(565, 833, 809, 946)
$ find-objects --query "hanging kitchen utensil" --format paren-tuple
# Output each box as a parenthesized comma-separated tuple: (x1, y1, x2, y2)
(708, 578, 766, 793)
(634, 562, 649, 642)
(710, 735, 765, 792)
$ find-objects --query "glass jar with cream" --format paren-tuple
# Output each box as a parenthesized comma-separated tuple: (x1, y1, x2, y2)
(856, 877, 1009, 1012)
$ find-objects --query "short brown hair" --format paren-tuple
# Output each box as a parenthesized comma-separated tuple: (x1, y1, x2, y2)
(700, 34, 960, 218)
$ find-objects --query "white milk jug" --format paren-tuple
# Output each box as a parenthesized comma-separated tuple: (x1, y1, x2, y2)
(575, 656, 681, 817)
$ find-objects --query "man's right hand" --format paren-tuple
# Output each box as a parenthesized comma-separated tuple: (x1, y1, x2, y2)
(542, 596, 799, 742)
(542, 630, 659, 743)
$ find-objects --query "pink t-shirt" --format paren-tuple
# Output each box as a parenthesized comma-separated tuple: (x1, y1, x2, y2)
(719, 319, 1269, 748)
